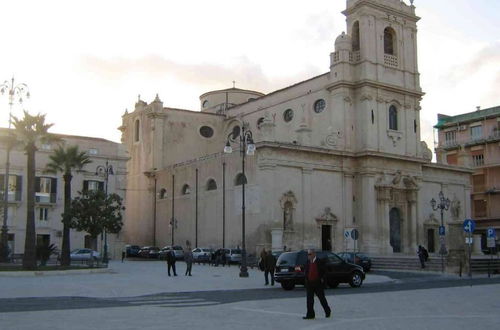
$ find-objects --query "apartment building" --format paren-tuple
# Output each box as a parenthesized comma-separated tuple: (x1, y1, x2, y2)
(435, 106, 500, 250)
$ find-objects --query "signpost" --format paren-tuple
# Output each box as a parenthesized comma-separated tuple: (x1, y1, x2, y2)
(463, 219, 475, 281)
(439, 225, 445, 236)
(351, 229, 359, 253)
(487, 228, 496, 278)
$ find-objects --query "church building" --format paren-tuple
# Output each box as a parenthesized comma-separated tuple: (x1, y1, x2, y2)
(119, 0, 472, 260)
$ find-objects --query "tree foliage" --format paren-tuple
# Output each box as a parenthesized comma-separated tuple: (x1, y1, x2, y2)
(66, 190, 124, 239)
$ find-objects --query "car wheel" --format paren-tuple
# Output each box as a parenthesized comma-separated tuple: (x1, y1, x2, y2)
(281, 282, 295, 291)
(327, 280, 339, 289)
(349, 271, 363, 288)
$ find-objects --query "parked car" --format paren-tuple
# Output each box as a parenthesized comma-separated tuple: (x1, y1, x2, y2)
(138, 246, 160, 259)
(225, 248, 242, 264)
(125, 245, 141, 257)
(159, 245, 184, 260)
(192, 248, 213, 262)
(70, 248, 100, 261)
(274, 250, 365, 290)
(337, 252, 372, 272)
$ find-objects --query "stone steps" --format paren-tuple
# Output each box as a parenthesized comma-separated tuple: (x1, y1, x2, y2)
(371, 256, 444, 272)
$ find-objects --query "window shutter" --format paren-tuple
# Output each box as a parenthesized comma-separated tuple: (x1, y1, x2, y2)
(35, 177, 41, 193)
(51, 178, 57, 203)
(0, 174, 4, 191)
(83, 180, 89, 192)
(15, 175, 22, 201)
(98, 181, 105, 192)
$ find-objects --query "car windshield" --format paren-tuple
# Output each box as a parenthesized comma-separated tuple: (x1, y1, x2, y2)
(277, 251, 307, 266)
(173, 246, 183, 250)
(231, 249, 241, 254)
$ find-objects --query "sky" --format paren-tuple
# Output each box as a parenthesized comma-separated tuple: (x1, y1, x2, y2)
(0, 0, 499, 154)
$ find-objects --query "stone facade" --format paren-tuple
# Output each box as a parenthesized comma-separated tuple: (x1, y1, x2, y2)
(0, 128, 128, 258)
(120, 0, 472, 257)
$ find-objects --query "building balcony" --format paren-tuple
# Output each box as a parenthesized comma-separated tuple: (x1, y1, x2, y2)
(438, 129, 500, 150)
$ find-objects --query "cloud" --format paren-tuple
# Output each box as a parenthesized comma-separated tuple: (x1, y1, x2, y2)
(79, 54, 323, 95)
(439, 42, 500, 83)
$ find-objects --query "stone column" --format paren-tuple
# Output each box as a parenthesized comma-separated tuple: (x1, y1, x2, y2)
(376, 186, 391, 254)
(408, 190, 418, 252)
(472, 234, 482, 254)
(360, 174, 377, 252)
(301, 167, 313, 248)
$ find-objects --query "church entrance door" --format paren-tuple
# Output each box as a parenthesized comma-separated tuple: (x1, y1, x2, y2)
(321, 225, 332, 251)
(427, 229, 435, 253)
(389, 208, 401, 253)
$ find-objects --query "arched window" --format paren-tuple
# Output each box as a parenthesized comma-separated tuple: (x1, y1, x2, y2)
(389, 105, 398, 130)
(181, 184, 191, 195)
(235, 173, 247, 186)
(352, 21, 360, 52)
(159, 188, 167, 199)
(384, 27, 396, 55)
(134, 119, 140, 142)
(206, 179, 217, 191)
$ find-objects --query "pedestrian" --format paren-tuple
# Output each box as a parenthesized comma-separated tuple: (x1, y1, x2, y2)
(264, 251, 276, 286)
(166, 249, 177, 276)
(417, 245, 426, 268)
(303, 249, 331, 320)
(221, 249, 227, 267)
(184, 249, 193, 276)
(121, 247, 126, 262)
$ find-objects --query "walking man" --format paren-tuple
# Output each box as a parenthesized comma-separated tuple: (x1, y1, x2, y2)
(264, 251, 276, 286)
(303, 249, 331, 320)
(417, 245, 426, 269)
(166, 249, 177, 276)
(184, 248, 193, 276)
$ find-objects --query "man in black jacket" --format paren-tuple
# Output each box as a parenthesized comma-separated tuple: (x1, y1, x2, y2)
(166, 250, 177, 276)
(303, 249, 331, 319)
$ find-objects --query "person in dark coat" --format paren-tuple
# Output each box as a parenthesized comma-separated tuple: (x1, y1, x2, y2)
(303, 249, 331, 320)
(264, 251, 276, 286)
(184, 249, 193, 276)
(417, 245, 426, 269)
(166, 250, 177, 276)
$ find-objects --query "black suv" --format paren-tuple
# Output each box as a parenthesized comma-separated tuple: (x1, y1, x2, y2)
(274, 250, 365, 290)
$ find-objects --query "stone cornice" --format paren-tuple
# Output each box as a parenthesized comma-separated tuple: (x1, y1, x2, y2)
(343, 1, 420, 22)
(326, 79, 424, 99)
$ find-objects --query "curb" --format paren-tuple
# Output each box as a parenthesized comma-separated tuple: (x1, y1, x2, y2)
(0, 267, 114, 277)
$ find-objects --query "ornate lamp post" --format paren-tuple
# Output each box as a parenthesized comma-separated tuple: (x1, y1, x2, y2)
(0, 77, 29, 262)
(224, 122, 255, 278)
(430, 191, 450, 273)
(96, 160, 113, 263)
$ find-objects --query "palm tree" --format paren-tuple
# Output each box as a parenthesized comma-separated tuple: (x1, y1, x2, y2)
(45, 145, 91, 266)
(12, 111, 55, 270)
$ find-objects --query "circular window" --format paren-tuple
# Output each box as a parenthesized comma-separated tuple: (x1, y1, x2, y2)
(199, 126, 214, 138)
(314, 99, 326, 113)
(283, 109, 294, 122)
(257, 117, 264, 129)
(202, 100, 209, 108)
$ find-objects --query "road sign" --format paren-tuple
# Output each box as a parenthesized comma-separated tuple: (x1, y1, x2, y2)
(487, 237, 496, 248)
(465, 237, 473, 244)
(439, 225, 445, 236)
(351, 229, 359, 240)
(487, 228, 496, 238)
(344, 230, 350, 239)
(463, 219, 475, 233)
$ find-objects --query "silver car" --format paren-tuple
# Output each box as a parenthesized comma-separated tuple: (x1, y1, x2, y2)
(192, 248, 213, 262)
(70, 248, 100, 261)
(225, 248, 242, 263)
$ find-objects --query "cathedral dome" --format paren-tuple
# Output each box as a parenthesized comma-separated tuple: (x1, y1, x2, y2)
(335, 31, 352, 51)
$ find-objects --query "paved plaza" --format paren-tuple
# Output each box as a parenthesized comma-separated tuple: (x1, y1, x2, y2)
(0, 260, 499, 329)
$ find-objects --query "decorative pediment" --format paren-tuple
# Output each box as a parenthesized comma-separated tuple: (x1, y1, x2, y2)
(315, 207, 338, 224)
(424, 213, 440, 226)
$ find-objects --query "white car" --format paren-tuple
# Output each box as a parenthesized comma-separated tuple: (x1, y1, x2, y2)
(192, 248, 213, 262)
(70, 248, 100, 261)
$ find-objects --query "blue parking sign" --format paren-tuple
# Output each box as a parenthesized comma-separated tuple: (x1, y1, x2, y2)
(487, 228, 496, 238)
(439, 226, 445, 236)
(463, 219, 475, 233)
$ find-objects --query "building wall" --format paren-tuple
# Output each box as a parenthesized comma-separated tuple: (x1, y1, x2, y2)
(0, 129, 128, 258)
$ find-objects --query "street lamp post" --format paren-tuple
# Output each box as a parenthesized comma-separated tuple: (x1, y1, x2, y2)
(224, 122, 255, 278)
(0, 77, 29, 262)
(96, 160, 114, 263)
(430, 191, 450, 273)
